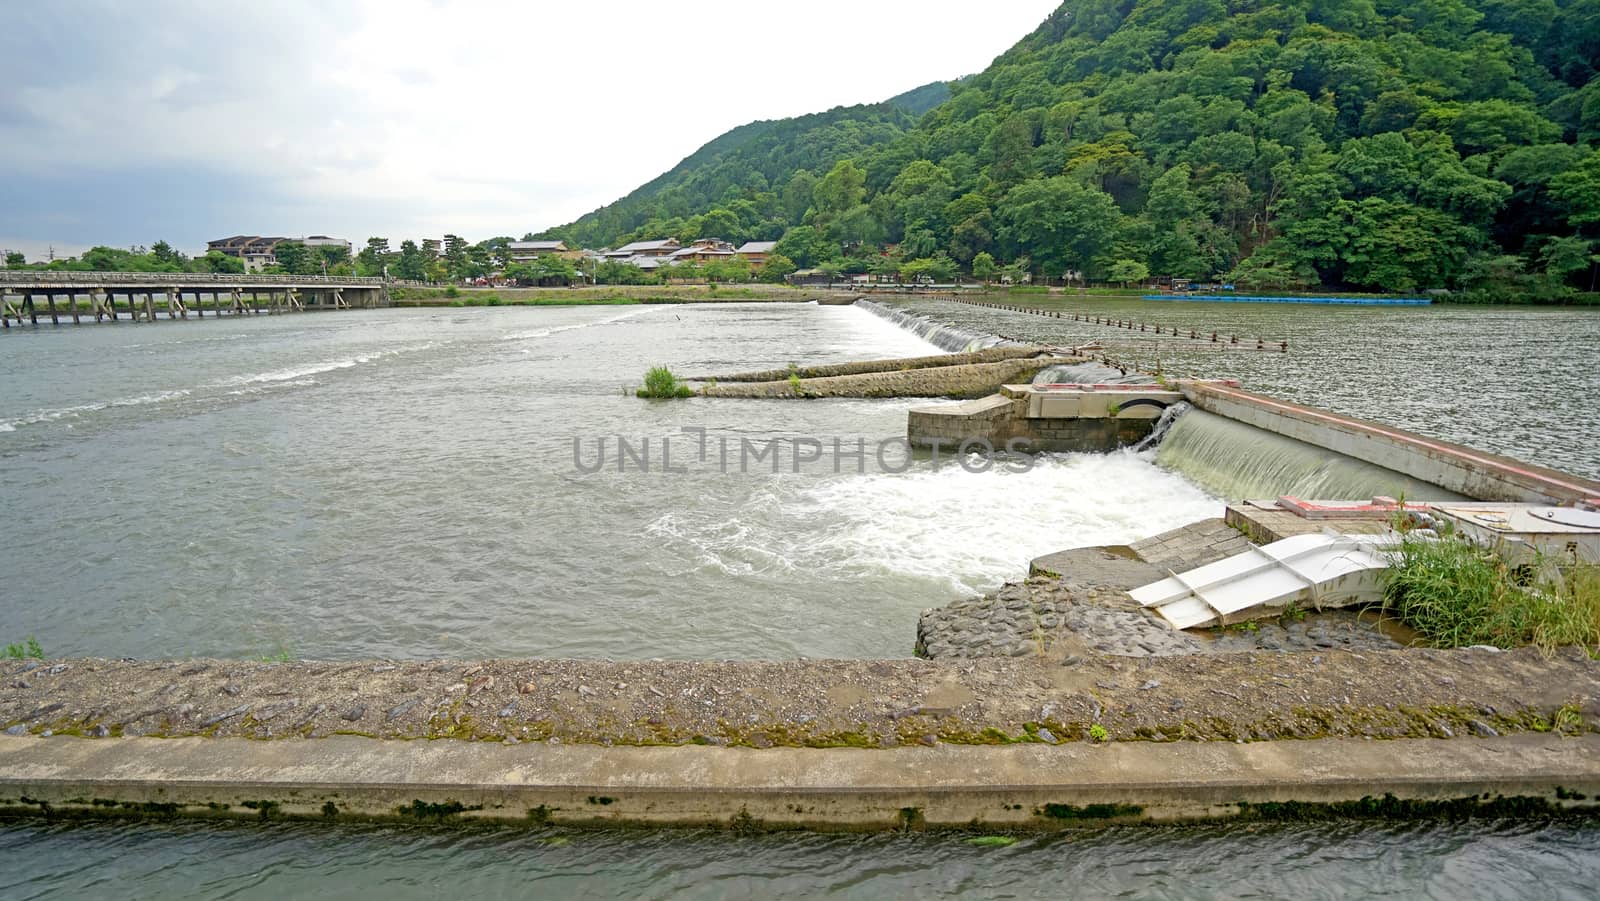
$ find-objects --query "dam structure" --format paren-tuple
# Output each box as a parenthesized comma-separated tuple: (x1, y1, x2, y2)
(0, 272, 391, 326)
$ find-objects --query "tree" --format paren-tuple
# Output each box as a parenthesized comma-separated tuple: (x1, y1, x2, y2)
(1552, 154, 1600, 228)
(271, 241, 315, 275)
(759, 253, 797, 283)
(1107, 259, 1150, 286)
(394, 240, 427, 280)
(812, 160, 868, 220)
(193, 250, 244, 274)
(995, 177, 1121, 279)
(357, 237, 391, 277)
(149, 240, 183, 267)
(971, 251, 997, 283)
(773, 225, 836, 268)
(443, 234, 469, 278)
(4, 251, 26, 267)
(900, 253, 958, 284)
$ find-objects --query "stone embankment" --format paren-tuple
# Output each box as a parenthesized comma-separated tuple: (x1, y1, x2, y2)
(2, 646, 1592, 750)
(700, 355, 1077, 399)
(917, 520, 1404, 661)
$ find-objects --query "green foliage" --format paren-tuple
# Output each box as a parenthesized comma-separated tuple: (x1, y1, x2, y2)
(507, 255, 579, 286)
(1383, 536, 1600, 654)
(538, 0, 1600, 297)
(759, 253, 798, 283)
(4, 637, 43, 660)
(637, 366, 695, 399)
(1089, 723, 1109, 742)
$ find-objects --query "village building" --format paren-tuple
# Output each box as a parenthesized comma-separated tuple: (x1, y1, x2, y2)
(668, 239, 737, 265)
(735, 241, 777, 268)
(507, 240, 572, 263)
(302, 235, 352, 254)
(206, 235, 291, 272)
(604, 238, 681, 260)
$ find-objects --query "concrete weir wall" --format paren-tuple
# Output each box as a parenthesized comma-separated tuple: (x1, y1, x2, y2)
(3, 734, 1597, 829)
(1183, 382, 1600, 505)
(908, 386, 1177, 453)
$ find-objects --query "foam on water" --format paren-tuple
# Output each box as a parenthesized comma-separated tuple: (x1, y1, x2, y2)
(2, 389, 193, 431)
(854, 299, 1011, 353)
(502, 307, 654, 341)
(648, 451, 1221, 597)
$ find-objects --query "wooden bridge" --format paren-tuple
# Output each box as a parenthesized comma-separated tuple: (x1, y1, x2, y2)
(0, 272, 392, 327)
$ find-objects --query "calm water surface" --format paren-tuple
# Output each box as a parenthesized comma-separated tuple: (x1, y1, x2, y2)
(1, 818, 1597, 900)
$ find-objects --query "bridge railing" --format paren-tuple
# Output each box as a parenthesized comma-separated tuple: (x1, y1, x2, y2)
(0, 271, 389, 287)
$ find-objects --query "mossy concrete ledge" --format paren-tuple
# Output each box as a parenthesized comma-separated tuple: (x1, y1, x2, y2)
(1, 734, 1598, 830)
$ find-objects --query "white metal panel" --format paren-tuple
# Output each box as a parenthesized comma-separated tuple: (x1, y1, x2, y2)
(1131, 532, 1397, 631)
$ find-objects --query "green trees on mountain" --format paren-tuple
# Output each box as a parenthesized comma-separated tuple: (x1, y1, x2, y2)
(546, 0, 1600, 296)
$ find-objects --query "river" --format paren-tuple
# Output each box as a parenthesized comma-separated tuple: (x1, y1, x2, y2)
(2, 297, 1598, 895)
(2, 818, 1597, 899)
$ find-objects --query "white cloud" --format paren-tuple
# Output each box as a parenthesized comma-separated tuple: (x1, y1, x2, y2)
(1, 1, 1058, 252)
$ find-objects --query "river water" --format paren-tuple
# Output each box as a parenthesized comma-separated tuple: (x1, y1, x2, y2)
(0, 303, 1219, 661)
(3, 298, 1598, 893)
(2, 818, 1598, 899)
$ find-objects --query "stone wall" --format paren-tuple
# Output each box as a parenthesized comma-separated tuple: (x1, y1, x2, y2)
(700, 358, 1062, 399)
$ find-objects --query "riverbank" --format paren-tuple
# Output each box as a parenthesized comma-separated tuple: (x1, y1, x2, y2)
(389, 285, 835, 306)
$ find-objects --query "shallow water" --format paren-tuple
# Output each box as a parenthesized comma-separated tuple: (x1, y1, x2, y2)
(0, 304, 1219, 661)
(2, 818, 1598, 900)
(886, 297, 1600, 480)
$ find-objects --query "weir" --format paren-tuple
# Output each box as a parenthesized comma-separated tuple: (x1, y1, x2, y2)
(1155, 409, 1468, 502)
(867, 305, 1600, 504)
(854, 299, 1016, 353)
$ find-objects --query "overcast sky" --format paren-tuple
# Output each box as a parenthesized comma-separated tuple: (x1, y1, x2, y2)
(0, 1, 1058, 260)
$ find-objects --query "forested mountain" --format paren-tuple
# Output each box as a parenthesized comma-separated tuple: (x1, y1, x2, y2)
(549, 92, 936, 250)
(552, 0, 1600, 295)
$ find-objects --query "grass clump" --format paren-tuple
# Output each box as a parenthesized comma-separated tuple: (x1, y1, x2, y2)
(636, 366, 695, 399)
(1382, 535, 1600, 654)
(5, 637, 43, 660)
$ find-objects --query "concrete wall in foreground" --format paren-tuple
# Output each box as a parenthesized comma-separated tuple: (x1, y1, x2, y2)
(1, 734, 1596, 830)
(1182, 382, 1600, 505)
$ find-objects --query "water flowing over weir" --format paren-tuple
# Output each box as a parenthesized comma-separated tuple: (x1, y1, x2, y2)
(1032, 360, 1153, 385)
(854, 300, 1013, 353)
(1154, 408, 1467, 502)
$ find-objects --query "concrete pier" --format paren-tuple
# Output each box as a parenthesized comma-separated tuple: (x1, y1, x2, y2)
(2, 733, 1596, 829)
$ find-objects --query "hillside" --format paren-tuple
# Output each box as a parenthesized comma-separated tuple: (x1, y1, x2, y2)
(546, 84, 952, 250)
(554, 1, 1600, 295)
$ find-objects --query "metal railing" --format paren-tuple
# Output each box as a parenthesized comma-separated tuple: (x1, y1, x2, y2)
(0, 271, 388, 286)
